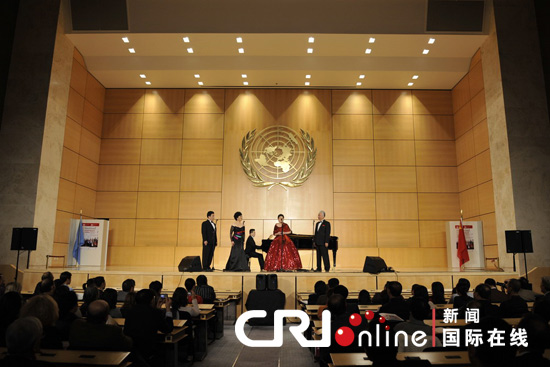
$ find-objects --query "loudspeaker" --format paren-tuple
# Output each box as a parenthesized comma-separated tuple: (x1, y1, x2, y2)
(10, 228, 38, 251)
(267, 274, 278, 291)
(178, 256, 202, 272)
(256, 274, 267, 291)
(363, 256, 387, 274)
(505, 230, 534, 254)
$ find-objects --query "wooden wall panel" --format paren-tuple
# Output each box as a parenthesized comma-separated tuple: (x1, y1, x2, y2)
(177, 220, 206, 247)
(64, 117, 82, 152)
(374, 140, 415, 166)
(333, 114, 373, 139)
(76, 156, 98, 190)
(97, 165, 139, 191)
(104, 89, 145, 113)
(79, 128, 101, 163)
(417, 167, 458, 193)
(332, 90, 373, 115)
(378, 247, 448, 268)
(375, 167, 417, 192)
(67, 88, 84, 123)
(134, 219, 178, 246)
(179, 192, 222, 219)
(102, 114, 143, 139)
(70, 58, 87, 96)
(100, 139, 141, 164)
(139, 166, 181, 191)
(453, 102, 472, 139)
(333, 220, 377, 247)
(107, 246, 175, 267)
(73, 185, 96, 217)
(108, 219, 136, 246)
(377, 221, 419, 247)
(57, 179, 76, 213)
(95, 192, 138, 218)
(470, 91, 487, 125)
(184, 89, 224, 114)
(468, 63, 484, 97)
(372, 90, 412, 115)
(477, 180, 495, 215)
(418, 193, 459, 220)
(333, 166, 375, 192)
(183, 114, 224, 139)
(473, 119, 489, 154)
(452, 76, 470, 113)
(376, 193, 418, 220)
(333, 193, 376, 219)
(480, 212, 497, 245)
(82, 101, 103, 137)
(181, 140, 223, 165)
(136, 192, 179, 219)
(415, 141, 457, 166)
(180, 166, 222, 192)
(144, 89, 185, 114)
(459, 187, 480, 219)
(457, 158, 477, 192)
(333, 140, 374, 165)
(476, 150, 492, 184)
(54, 210, 73, 243)
(373, 115, 414, 139)
(60, 148, 79, 182)
(455, 130, 476, 165)
(412, 91, 453, 115)
(413, 115, 454, 140)
(85, 74, 105, 111)
(142, 114, 183, 139)
(419, 221, 447, 247)
(141, 139, 182, 165)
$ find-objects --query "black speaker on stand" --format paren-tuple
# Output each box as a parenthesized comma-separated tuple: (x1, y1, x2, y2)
(362, 256, 388, 274)
(505, 230, 534, 281)
(178, 256, 202, 272)
(11, 228, 38, 282)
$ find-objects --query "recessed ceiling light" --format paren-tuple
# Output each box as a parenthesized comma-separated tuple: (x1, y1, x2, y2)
(145, 81, 151, 85)
(122, 37, 129, 43)
(408, 82, 414, 86)
(356, 82, 362, 86)
(183, 37, 190, 43)
(422, 49, 430, 54)
(365, 48, 372, 54)
(241, 74, 247, 78)
(128, 48, 135, 53)
(305, 82, 310, 86)
(428, 38, 436, 44)
(139, 74, 146, 79)
(198, 81, 204, 86)
(305, 74, 311, 79)
(236, 37, 243, 43)
(369, 37, 376, 43)
(307, 48, 313, 54)
(308, 37, 315, 43)
(194, 74, 200, 78)
(243, 81, 249, 86)
(187, 47, 194, 53)
(238, 48, 245, 54)
(412, 75, 419, 80)
(359, 74, 365, 79)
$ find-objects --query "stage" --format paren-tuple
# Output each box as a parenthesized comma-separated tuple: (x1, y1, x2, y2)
(20, 265, 519, 312)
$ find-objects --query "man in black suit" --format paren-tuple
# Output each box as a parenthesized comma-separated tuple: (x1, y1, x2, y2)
(314, 210, 331, 272)
(201, 211, 217, 271)
(245, 229, 264, 270)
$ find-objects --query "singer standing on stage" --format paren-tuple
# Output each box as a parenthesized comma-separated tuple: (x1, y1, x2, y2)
(314, 210, 331, 272)
(201, 211, 217, 271)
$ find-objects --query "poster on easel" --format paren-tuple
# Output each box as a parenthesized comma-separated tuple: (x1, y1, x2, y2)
(67, 219, 109, 267)
(446, 221, 485, 269)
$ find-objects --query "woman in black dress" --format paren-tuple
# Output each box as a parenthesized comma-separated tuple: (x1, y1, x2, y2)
(225, 211, 250, 271)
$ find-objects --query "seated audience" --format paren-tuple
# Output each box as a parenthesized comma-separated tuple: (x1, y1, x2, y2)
(149, 280, 163, 304)
(500, 279, 528, 318)
(101, 288, 123, 318)
(38, 279, 55, 296)
(484, 278, 509, 303)
(69, 300, 132, 351)
(394, 298, 442, 352)
(79, 286, 100, 318)
(33, 272, 53, 295)
(514, 314, 550, 366)
(307, 280, 327, 305)
(534, 276, 550, 322)
(467, 317, 515, 367)
(93, 276, 106, 291)
(19, 295, 62, 349)
(430, 281, 446, 305)
(0, 292, 22, 347)
(358, 289, 371, 305)
(171, 287, 200, 318)
(53, 287, 79, 341)
(0, 274, 5, 298)
(470, 283, 501, 318)
(518, 277, 540, 302)
(4, 283, 21, 294)
(333, 285, 360, 314)
(123, 289, 173, 366)
(58, 271, 72, 291)
(120, 291, 136, 319)
(195, 275, 216, 303)
(408, 285, 429, 306)
(184, 278, 203, 304)
(317, 278, 340, 305)
(1, 317, 49, 367)
(379, 281, 410, 321)
(117, 279, 135, 302)
(371, 282, 390, 305)
(452, 278, 473, 309)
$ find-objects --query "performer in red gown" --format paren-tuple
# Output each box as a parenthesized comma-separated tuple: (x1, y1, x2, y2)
(264, 214, 302, 271)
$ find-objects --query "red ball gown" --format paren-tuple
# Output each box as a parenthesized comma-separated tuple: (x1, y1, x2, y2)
(264, 223, 302, 271)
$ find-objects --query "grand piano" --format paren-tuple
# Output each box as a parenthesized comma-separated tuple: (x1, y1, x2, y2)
(261, 234, 339, 267)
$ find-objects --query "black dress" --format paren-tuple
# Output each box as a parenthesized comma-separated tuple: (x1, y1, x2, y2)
(225, 225, 250, 271)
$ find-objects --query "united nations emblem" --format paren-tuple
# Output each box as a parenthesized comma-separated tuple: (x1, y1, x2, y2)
(239, 126, 316, 189)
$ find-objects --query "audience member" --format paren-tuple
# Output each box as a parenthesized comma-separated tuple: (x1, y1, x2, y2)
(471, 284, 501, 318)
(371, 282, 390, 305)
(4, 282, 21, 294)
(171, 287, 200, 318)
(1, 317, 49, 367)
(452, 279, 473, 309)
(0, 292, 22, 346)
(58, 271, 72, 291)
(149, 280, 163, 304)
(517, 277, 540, 302)
(408, 285, 429, 306)
(53, 287, 79, 341)
(38, 279, 55, 296)
(195, 275, 216, 303)
(484, 278, 509, 303)
(0, 274, 5, 297)
(33, 272, 53, 295)
(379, 281, 410, 321)
(120, 291, 136, 319)
(394, 298, 442, 352)
(69, 300, 132, 351)
(19, 295, 62, 349)
(184, 278, 203, 304)
(307, 280, 327, 305)
(533, 276, 550, 322)
(101, 288, 123, 318)
(514, 314, 550, 366)
(80, 286, 100, 318)
(500, 279, 528, 318)
(358, 289, 371, 305)
(94, 276, 106, 291)
(117, 279, 135, 302)
(430, 281, 446, 305)
(467, 317, 515, 367)
(333, 285, 360, 314)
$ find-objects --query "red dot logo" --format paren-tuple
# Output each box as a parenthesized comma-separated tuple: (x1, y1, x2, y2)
(379, 316, 386, 324)
(385, 325, 390, 331)
(365, 311, 374, 320)
(349, 313, 361, 327)
(335, 327, 355, 347)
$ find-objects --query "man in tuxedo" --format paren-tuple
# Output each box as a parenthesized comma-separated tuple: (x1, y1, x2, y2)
(201, 211, 217, 271)
(314, 210, 331, 272)
(245, 229, 264, 270)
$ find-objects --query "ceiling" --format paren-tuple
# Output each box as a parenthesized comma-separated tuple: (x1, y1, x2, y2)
(67, 32, 488, 90)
